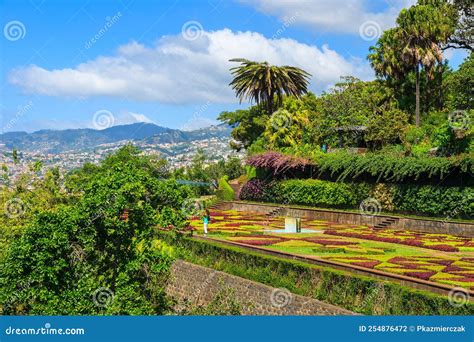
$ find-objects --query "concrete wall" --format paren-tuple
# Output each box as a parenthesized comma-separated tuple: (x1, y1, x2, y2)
(220, 202, 474, 237)
(166, 260, 355, 316)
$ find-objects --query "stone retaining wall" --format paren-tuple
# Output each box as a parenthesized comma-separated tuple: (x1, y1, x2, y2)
(220, 201, 474, 237)
(166, 260, 355, 316)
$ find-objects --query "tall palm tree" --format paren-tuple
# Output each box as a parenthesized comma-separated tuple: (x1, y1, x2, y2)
(369, 1, 456, 126)
(397, 5, 449, 126)
(228, 58, 311, 115)
(368, 28, 406, 80)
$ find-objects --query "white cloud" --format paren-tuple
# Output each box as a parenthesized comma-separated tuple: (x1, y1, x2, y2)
(99, 111, 157, 127)
(9, 28, 373, 103)
(123, 111, 156, 124)
(180, 116, 219, 131)
(240, 0, 415, 34)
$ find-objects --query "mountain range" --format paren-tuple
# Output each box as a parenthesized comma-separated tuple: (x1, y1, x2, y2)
(0, 123, 233, 153)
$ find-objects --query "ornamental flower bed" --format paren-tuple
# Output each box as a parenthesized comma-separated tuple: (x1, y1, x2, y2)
(189, 209, 474, 289)
(324, 226, 470, 252)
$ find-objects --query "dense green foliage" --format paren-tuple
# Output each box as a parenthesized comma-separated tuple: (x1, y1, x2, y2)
(393, 184, 474, 217)
(445, 53, 474, 110)
(158, 231, 474, 315)
(311, 150, 473, 183)
(239, 178, 473, 218)
(221, 1, 472, 163)
(0, 146, 194, 315)
(267, 179, 369, 208)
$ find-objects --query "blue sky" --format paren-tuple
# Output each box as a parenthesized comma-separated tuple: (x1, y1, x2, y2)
(0, 0, 469, 133)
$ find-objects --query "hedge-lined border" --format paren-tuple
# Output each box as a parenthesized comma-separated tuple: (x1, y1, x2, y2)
(157, 231, 474, 316)
(239, 178, 473, 218)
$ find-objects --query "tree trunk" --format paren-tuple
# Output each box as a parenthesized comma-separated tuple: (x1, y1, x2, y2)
(267, 91, 274, 115)
(415, 64, 420, 127)
(437, 62, 443, 109)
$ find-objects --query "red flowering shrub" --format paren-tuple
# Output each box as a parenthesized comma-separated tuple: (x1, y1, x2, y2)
(416, 257, 454, 266)
(246, 151, 310, 175)
(442, 265, 467, 272)
(429, 244, 459, 252)
(404, 271, 436, 280)
(350, 261, 381, 268)
(403, 239, 424, 247)
(238, 179, 268, 201)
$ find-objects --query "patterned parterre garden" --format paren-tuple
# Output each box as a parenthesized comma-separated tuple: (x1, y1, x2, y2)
(189, 209, 474, 290)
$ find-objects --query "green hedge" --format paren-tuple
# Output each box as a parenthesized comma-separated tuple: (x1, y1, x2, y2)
(393, 184, 474, 217)
(157, 231, 474, 315)
(240, 179, 473, 218)
(267, 179, 370, 208)
(216, 176, 235, 201)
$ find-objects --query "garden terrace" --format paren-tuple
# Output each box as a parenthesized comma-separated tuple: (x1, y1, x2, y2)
(157, 230, 474, 315)
(187, 209, 474, 291)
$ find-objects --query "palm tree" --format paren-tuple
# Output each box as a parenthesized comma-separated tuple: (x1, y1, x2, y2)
(228, 58, 311, 115)
(397, 6, 447, 126)
(368, 28, 406, 80)
(368, 1, 456, 126)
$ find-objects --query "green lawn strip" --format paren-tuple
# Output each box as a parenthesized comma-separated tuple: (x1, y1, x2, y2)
(236, 200, 474, 224)
(157, 231, 474, 315)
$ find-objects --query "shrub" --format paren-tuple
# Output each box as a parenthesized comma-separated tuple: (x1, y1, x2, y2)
(216, 176, 235, 201)
(239, 179, 268, 201)
(276, 179, 368, 208)
(241, 179, 370, 209)
(393, 184, 473, 217)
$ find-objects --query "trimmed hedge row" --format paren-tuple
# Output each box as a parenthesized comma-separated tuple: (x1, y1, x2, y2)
(157, 231, 474, 315)
(394, 184, 473, 217)
(239, 179, 473, 218)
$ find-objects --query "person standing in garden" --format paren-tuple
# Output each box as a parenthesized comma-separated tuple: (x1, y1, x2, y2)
(202, 209, 210, 236)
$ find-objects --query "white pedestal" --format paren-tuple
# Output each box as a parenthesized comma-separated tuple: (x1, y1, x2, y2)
(284, 217, 301, 233)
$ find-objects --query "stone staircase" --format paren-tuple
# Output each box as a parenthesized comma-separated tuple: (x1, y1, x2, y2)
(265, 206, 285, 218)
(373, 217, 399, 230)
(208, 201, 225, 211)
